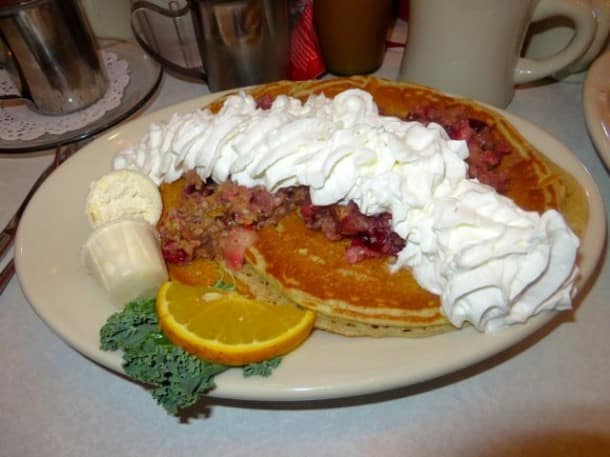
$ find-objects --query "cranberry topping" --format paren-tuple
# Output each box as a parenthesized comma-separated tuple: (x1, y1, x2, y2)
(255, 95, 274, 110)
(405, 104, 510, 192)
(300, 199, 405, 263)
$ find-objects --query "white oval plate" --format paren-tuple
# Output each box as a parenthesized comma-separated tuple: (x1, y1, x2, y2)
(15, 93, 606, 402)
(584, 50, 610, 169)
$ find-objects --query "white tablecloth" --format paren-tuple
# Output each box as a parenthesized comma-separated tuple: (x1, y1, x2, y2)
(1, 29, 609, 457)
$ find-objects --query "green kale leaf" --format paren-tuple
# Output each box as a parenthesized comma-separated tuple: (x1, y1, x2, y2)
(99, 297, 281, 415)
(99, 298, 159, 352)
(243, 357, 282, 378)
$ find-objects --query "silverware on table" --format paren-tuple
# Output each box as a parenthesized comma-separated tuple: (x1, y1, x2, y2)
(0, 143, 80, 295)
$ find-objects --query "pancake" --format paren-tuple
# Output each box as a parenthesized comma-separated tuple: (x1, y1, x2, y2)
(245, 213, 455, 337)
(209, 77, 587, 235)
(162, 76, 588, 337)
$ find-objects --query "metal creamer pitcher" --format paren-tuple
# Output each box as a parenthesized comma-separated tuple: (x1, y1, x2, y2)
(0, 0, 107, 115)
(131, 0, 290, 91)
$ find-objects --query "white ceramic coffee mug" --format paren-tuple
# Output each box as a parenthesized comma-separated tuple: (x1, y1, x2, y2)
(398, 0, 596, 107)
(524, 0, 610, 81)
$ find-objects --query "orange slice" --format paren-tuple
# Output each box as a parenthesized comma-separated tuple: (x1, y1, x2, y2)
(156, 281, 316, 366)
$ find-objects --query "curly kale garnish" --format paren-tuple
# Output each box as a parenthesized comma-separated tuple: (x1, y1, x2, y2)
(243, 357, 282, 377)
(100, 298, 159, 352)
(99, 297, 281, 414)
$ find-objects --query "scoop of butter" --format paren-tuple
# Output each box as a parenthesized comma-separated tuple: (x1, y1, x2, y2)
(85, 169, 162, 228)
(82, 219, 168, 306)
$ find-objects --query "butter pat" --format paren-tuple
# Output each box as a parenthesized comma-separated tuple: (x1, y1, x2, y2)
(82, 219, 168, 306)
(86, 169, 162, 228)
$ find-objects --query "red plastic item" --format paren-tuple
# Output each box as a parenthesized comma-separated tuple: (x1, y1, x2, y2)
(289, 0, 326, 80)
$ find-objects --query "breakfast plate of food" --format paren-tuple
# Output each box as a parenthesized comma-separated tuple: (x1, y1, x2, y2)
(584, 50, 610, 169)
(15, 77, 605, 411)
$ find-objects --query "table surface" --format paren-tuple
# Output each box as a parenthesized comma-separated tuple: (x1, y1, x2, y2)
(1, 27, 609, 457)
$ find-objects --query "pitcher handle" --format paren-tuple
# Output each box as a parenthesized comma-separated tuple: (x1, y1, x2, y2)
(0, 33, 32, 105)
(130, 0, 205, 80)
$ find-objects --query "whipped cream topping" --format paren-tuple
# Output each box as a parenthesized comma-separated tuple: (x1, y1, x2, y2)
(113, 88, 580, 332)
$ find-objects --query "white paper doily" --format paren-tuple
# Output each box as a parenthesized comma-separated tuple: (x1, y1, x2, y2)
(0, 51, 130, 141)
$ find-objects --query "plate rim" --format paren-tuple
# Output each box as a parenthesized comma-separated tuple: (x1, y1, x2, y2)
(584, 49, 610, 170)
(14, 89, 607, 402)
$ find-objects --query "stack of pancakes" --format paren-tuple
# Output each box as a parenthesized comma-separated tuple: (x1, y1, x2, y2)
(161, 77, 588, 337)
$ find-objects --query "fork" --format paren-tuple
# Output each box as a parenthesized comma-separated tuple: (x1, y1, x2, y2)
(0, 143, 81, 295)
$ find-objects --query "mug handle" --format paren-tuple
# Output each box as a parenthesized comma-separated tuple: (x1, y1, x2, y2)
(514, 0, 596, 84)
(560, 0, 610, 75)
(130, 0, 205, 80)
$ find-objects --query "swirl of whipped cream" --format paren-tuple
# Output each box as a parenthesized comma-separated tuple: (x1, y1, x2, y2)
(392, 180, 579, 331)
(113, 88, 580, 332)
